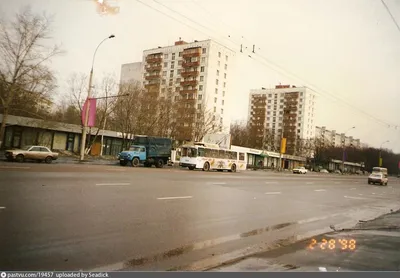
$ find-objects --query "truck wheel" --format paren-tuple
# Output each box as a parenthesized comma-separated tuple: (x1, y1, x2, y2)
(16, 154, 24, 163)
(188, 166, 195, 170)
(202, 162, 210, 171)
(120, 161, 127, 166)
(131, 157, 140, 167)
(44, 156, 53, 164)
(155, 159, 164, 168)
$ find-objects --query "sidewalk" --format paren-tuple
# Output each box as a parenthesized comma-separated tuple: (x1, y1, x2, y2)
(212, 210, 400, 272)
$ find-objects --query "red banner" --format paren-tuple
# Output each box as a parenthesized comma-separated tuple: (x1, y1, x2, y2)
(81, 98, 97, 127)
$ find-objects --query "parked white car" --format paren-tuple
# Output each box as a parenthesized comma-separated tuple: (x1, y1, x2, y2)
(293, 167, 308, 174)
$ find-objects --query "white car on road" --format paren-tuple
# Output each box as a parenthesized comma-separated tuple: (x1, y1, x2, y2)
(293, 167, 308, 174)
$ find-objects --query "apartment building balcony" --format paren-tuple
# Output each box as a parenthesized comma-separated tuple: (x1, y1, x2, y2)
(181, 70, 199, 77)
(145, 64, 162, 72)
(182, 48, 201, 58)
(180, 89, 197, 95)
(182, 61, 200, 67)
(180, 80, 198, 87)
(145, 74, 161, 80)
(146, 56, 162, 64)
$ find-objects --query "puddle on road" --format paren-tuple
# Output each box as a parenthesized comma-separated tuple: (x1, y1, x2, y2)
(123, 221, 297, 269)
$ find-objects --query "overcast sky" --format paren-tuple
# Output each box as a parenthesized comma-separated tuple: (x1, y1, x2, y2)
(2, 0, 400, 152)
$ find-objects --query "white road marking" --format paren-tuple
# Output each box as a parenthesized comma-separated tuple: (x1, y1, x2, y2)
(306, 182, 314, 185)
(208, 182, 226, 185)
(314, 189, 326, 192)
(350, 188, 357, 190)
(372, 193, 376, 195)
(265, 192, 282, 195)
(334, 182, 342, 184)
(358, 194, 363, 196)
(344, 195, 367, 200)
(265, 182, 278, 184)
(157, 196, 193, 200)
(95, 183, 130, 186)
(0, 166, 31, 169)
(0, 207, 6, 209)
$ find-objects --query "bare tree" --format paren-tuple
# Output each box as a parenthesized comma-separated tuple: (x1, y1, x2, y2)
(0, 7, 63, 148)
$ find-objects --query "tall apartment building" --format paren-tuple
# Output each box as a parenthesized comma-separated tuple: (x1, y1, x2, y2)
(315, 126, 361, 148)
(248, 85, 317, 155)
(120, 62, 143, 85)
(141, 39, 235, 141)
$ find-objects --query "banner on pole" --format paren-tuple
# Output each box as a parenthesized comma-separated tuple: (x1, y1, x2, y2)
(81, 98, 97, 127)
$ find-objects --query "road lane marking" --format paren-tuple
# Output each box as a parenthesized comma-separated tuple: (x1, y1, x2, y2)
(334, 182, 342, 184)
(0, 207, 5, 209)
(0, 166, 31, 169)
(265, 192, 281, 195)
(95, 183, 130, 186)
(344, 195, 367, 200)
(157, 196, 193, 200)
(208, 182, 226, 185)
(265, 182, 278, 184)
(350, 188, 357, 190)
(306, 182, 314, 185)
(314, 189, 326, 192)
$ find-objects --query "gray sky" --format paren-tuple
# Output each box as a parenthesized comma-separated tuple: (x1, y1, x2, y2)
(2, 0, 400, 152)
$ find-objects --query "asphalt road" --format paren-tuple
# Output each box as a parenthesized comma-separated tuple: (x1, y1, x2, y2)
(1, 162, 400, 271)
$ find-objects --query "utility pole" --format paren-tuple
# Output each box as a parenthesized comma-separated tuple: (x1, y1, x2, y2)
(79, 34, 115, 161)
(341, 126, 355, 173)
(379, 140, 389, 167)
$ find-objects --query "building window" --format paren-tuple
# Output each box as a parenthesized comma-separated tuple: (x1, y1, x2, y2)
(218, 52, 221, 58)
(179, 52, 182, 57)
(177, 69, 181, 74)
(224, 73, 227, 79)
(268, 100, 271, 103)
(198, 104, 202, 109)
(176, 78, 181, 83)
(164, 54, 168, 59)
(268, 94, 272, 97)
(174, 96, 179, 101)
(268, 106, 271, 109)
(214, 107, 216, 112)
(214, 97, 217, 103)
(280, 105, 283, 109)
(201, 57, 206, 63)
(215, 88, 218, 94)
(298, 123, 301, 127)
(200, 76, 204, 81)
(163, 62, 168, 67)
(267, 117, 270, 121)
(224, 64, 227, 70)
(172, 53, 175, 60)
(218, 61, 220, 66)
(225, 55, 228, 61)
(162, 71, 167, 76)
(202, 48, 206, 54)
(216, 79, 219, 85)
(199, 85, 203, 91)
(221, 109, 224, 114)
(222, 100, 224, 105)
(223, 91, 225, 97)
(267, 112, 270, 115)
(217, 70, 219, 76)
(178, 60, 182, 66)
(201, 66, 205, 72)
(175, 87, 180, 92)
(198, 94, 202, 100)
(162, 79, 166, 84)
(223, 82, 226, 87)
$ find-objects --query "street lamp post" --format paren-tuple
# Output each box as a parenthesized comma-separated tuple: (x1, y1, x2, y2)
(79, 34, 115, 161)
(341, 126, 355, 173)
(379, 140, 389, 167)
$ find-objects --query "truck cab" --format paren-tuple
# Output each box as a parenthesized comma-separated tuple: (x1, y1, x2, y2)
(118, 145, 146, 166)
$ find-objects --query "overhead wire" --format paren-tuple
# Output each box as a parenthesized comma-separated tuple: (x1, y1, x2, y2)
(136, 0, 400, 130)
(380, 0, 400, 34)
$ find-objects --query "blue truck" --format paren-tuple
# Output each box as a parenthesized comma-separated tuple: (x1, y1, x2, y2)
(117, 136, 172, 168)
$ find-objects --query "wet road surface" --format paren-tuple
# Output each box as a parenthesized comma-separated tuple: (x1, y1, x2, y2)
(1, 162, 400, 271)
(212, 210, 400, 271)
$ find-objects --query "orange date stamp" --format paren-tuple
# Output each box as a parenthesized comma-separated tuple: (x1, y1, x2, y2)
(308, 238, 356, 251)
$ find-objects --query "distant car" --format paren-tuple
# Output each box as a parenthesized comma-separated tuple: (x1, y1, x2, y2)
(5, 145, 58, 164)
(320, 169, 329, 173)
(334, 170, 342, 174)
(293, 167, 308, 174)
(368, 172, 388, 185)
